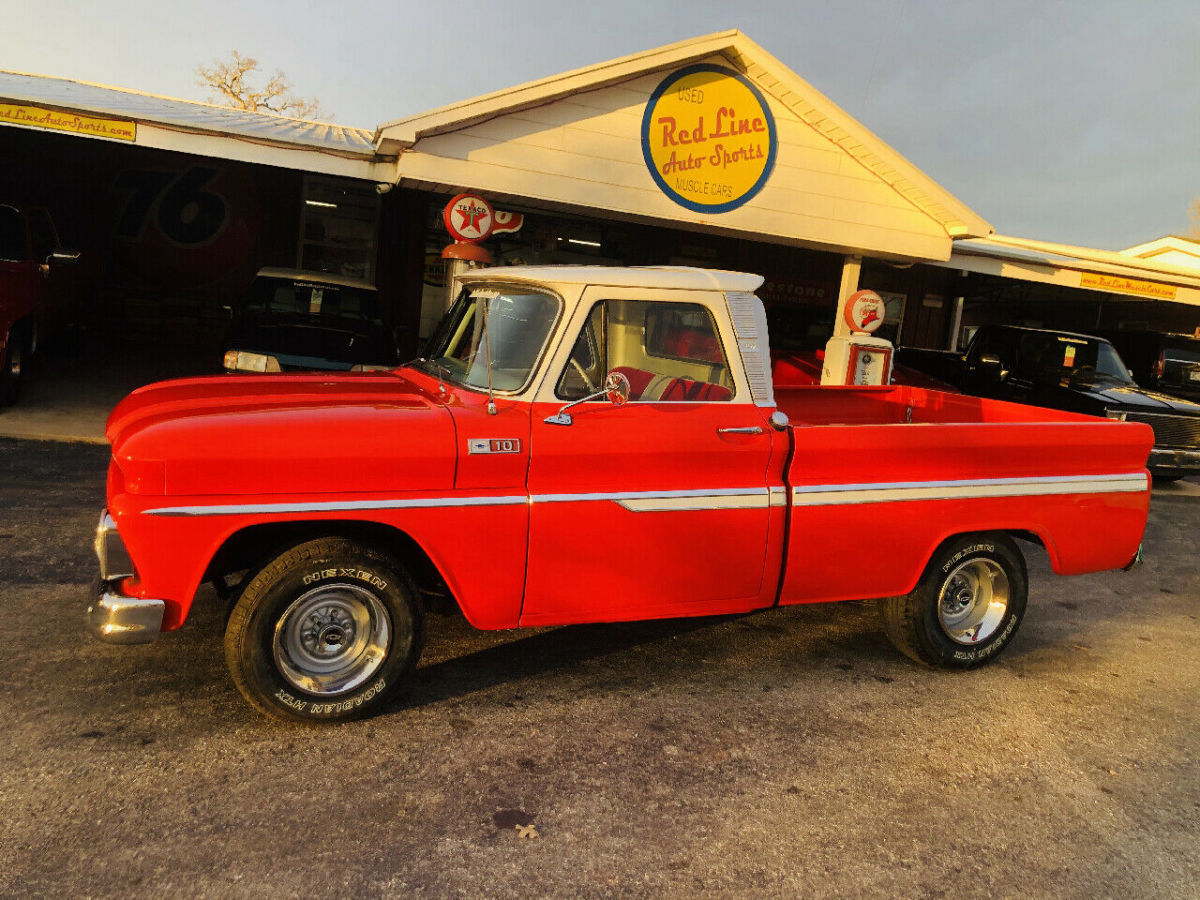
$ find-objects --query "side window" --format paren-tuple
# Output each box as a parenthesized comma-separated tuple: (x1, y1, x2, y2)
(971, 329, 1015, 367)
(556, 300, 733, 402)
(557, 303, 605, 400)
(0, 207, 26, 262)
(645, 305, 726, 365)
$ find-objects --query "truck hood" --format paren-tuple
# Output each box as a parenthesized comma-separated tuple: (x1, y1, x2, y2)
(107, 371, 456, 497)
(1076, 382, 1200, 416)
(226, 313, 397, 370)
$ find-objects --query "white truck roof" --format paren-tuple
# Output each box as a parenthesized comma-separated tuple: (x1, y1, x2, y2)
(457, 265, 764, 294)
(255, 267, 378, 291)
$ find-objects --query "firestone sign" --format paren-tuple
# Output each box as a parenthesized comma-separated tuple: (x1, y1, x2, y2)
(641, 64, 777, 214)
(844, 290, 886, 334)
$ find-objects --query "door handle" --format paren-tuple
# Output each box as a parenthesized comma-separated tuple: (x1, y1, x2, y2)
(716, 426, 764, 435)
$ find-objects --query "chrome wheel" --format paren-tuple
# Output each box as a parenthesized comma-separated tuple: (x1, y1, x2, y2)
(937, 558, 1009, 645)
(273, 583, 391, 695)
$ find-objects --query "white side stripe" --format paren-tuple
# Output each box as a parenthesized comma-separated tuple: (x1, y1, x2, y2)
(143, 474, 1146, 517)
(144, 488, 768, 517)
(533, 488, 767, 512)
(792, 473, 1148, 507)
(615, 493, 767, 512)
(145, 495, 528, 517)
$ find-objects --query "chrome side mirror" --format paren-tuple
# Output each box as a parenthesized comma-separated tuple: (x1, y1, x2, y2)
(545, 370, 631, 426)
(41, 248, 80, 277)
(977, 353, 1009, 382)
(604, 370, 630, 406)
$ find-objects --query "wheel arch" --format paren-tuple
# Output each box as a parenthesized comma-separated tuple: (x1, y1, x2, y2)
(903, 527, 1039, 596)
(1008, 528, 1058, 569)
(203, 519, 455, 614)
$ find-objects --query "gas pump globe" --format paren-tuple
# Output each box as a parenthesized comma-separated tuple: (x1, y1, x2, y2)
(821, 289, 894, 386)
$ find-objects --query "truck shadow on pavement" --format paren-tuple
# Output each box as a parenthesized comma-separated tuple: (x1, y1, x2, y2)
(389, 613, 765, 715)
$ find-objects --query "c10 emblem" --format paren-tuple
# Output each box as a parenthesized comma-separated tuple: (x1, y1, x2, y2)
(468, 438, 521, 455)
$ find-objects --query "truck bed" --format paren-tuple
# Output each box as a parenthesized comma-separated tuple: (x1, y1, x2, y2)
(775, 384, 1154, 606)
(775, 384, 1097, 426)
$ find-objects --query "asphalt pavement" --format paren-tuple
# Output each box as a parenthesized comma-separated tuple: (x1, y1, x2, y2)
(2, 437, 1198, 898)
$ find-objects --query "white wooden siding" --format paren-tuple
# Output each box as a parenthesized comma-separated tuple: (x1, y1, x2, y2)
(398, 53, 953, 260)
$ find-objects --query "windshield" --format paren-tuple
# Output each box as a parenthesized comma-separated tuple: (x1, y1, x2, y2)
(246, 278, 383, 324)
(418, 286, 560, 392)
(1166, 346, 1200, 364)
(1016, 333, 1134, 386)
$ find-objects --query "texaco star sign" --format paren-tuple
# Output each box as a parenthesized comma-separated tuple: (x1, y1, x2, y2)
(443, 192, 495, 243)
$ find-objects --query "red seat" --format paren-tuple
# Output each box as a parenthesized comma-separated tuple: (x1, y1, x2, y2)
(611, 366, 656, 400)
(613, 367, 732, 402)
(651, 377, 733, 402)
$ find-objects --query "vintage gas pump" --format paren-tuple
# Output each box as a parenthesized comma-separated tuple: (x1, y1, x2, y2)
(821, 289, 894, 386)
(441, 193, 496, 314)
(439, 192, 526, 314)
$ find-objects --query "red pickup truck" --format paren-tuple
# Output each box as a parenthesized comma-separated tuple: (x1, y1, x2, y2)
(0, 204, 81, 405)
(90, 267, 1153, 722)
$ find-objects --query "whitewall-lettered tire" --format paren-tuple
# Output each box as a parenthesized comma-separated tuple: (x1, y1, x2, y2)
(224, 537, 424, 722)
(881, 534, 1027, 669)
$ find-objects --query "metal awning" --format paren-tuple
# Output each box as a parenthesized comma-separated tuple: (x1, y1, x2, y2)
(935, 235, 1200, 308)
(0, 70, 389, 179)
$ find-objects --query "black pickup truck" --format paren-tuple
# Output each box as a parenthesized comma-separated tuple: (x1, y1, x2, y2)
(899, 324, 1200, 481)
(1093, 329, 1200, 404)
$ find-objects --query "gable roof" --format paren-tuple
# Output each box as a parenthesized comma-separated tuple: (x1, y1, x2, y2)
(377, 30, 991, 243)
(1121, 235, 1200, 271)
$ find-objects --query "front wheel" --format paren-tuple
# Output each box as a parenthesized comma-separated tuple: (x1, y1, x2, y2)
(0, 334, 25, 407)
(1151, 473, 1183, 484)
(224, 538, 424, 722)
(881, 534, 1027, 669)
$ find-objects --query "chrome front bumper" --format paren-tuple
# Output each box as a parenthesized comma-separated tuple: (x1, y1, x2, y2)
(89, 509, 163, 644)
(1148, 448, 1200, 477)
(87, 578, 165, 644)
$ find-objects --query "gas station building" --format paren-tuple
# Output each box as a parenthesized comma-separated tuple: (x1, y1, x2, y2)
(2, 29, 1198, 369)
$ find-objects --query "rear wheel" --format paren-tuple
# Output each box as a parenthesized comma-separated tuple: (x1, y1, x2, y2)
(881, 534, 1027, 668)
(224, 537, 424, 722)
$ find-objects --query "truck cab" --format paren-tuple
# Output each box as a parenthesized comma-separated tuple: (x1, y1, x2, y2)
(412, 267, 782, 625)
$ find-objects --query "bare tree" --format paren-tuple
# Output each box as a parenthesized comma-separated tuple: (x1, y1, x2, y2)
(196, 51, 331, 120)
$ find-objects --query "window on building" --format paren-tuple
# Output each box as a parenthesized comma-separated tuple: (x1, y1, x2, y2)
(298, 177, 381, 282)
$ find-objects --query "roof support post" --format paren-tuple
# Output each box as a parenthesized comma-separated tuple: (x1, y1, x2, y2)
(831, 254, 862, 338)
(948, 296, 965, 351)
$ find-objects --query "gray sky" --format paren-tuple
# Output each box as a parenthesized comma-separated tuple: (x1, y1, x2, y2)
(7, 0, 1198, 250)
